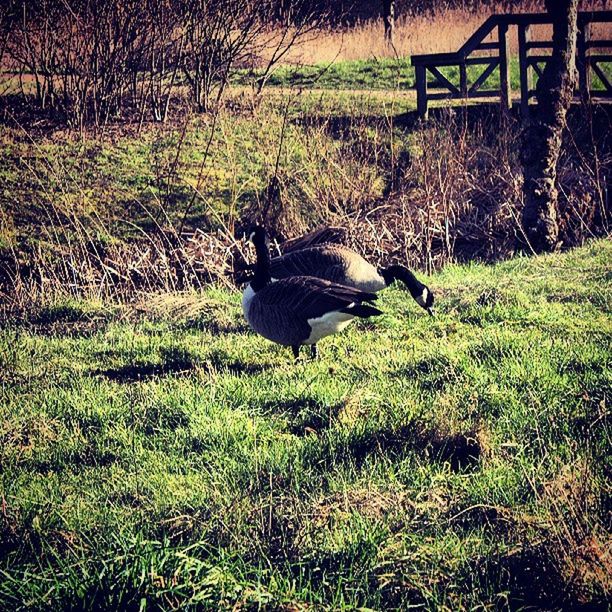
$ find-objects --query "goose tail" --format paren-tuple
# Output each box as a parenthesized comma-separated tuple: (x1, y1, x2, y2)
(341, 302, 383, 318)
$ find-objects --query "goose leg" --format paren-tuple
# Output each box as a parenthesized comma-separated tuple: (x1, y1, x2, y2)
(310, 344, 318, 360)
(292, 345, 300, 361)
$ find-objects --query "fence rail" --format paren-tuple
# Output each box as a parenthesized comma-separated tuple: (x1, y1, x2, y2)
(411, 11, 612, 119)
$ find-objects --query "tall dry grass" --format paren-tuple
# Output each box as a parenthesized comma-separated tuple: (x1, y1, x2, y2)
(3, 92, 608, 320)
(280, 0, 611, 64)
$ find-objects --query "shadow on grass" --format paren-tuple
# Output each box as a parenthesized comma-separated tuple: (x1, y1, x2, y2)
(95, 347, 267, 382)
(260, 398, 343, 436)
(23, 305, 110, 338)
(95, 347, 198, 382)
(303, 422, 482, 474)
(350, 424, 482, 472)
(391, 354, 461, 393)
(466, 542, 603, 610)
(204, 349, 267, 376)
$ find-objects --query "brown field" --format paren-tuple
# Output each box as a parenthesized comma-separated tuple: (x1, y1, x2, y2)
(279, 0, 612, 64)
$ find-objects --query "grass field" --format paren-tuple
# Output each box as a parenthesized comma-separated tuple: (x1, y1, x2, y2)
(239, 56, 612, 93)
(1, 239, 610, 609)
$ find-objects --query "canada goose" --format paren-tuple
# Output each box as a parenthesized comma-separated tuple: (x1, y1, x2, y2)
(268, 243, 435, 315)
(242, 226, 383, 360)
(237, 225, 434, 314)
(281, 226, 348, 253)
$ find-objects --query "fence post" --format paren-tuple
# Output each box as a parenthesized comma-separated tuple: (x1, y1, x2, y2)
(518, 24, 532, 117)
(577, 19, 591, 100)
(498, 22, 512, 110)
(416, 64, 428, 119)
(460, 63, 468, 98)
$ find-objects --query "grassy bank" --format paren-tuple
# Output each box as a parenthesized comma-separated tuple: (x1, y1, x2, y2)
(2, 89, 609, 309)
(1, 239, 610, 609)
(238, 56, 611, 93)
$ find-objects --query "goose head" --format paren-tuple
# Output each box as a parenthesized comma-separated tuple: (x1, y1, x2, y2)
(418, 287, 435, 316)
(246, 225, 268, 249)
(242, 225, 272, 292)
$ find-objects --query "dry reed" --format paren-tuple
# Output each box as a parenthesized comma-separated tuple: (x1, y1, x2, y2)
(278, 0, 610, 64)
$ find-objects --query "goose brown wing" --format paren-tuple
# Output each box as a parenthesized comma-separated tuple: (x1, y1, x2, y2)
(269, 246, 349, 282)
(281, 226, 348, 253)
(247, 277, 380, 346)
(254, 276, 377, 320)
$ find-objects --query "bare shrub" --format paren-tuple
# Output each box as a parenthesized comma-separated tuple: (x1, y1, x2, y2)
(6, 0, 150, 128)
(1, 98, 608, 315)
(131, 0, 185, 123)
(239, 103, 608, 274)
(3, 0, 325, 125)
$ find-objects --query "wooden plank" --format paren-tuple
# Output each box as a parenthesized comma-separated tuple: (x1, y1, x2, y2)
(428, 92, 458, 100)
(588, 54, 612, 62)
(498, 23, 511, 109)
(586, 41, 612, 48)
(577, 21, 591, 98)
(578, 10, 612, 26)
(519, 24, 533, 117)
(591, 61, 612, 91)
(428, 90, 500, 100)
(412, 52, 458, 65)
(415, 64, 429, 119)
(589, 90, 612, 98)
(469, 59, 499, 94)
(413, 56, 500, 68)
(428, 66, 460, 95)
(467, 90, 501, 98)
(460, 64, 468, 96)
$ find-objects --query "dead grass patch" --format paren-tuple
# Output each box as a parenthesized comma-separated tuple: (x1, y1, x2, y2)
(275, 1, 608, 64)
(310, 487, 413, 527)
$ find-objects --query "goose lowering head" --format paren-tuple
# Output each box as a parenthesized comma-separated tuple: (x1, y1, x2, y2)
(241, 226, 383, 360)
(263, 242, 435, 316)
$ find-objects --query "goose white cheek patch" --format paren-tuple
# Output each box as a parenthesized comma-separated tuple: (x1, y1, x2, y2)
(416, 288, 429, 308)
(241, 284, 256, 316)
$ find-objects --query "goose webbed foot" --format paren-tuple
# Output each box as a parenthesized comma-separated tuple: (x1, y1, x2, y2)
(292, 345, 300, 362)
(291, 344, 318, 362)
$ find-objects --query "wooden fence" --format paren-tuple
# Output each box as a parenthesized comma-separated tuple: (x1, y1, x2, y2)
(411, 11, 612, 119)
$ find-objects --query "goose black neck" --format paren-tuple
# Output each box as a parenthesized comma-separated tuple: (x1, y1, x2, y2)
(251, 232, 272, 292)
(380, 265, 424, 297)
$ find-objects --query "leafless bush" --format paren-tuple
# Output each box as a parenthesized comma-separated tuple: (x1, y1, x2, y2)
(6, 0, 149, 128)
(135, 0, 185, 123)
(3, 0, 329, 125)
(178, 0, 261, 113)
(240, 104, 608, 273)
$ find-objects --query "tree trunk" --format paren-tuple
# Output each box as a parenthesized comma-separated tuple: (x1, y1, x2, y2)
(382, 0, 395, 47)
(520, 0, 578, 252)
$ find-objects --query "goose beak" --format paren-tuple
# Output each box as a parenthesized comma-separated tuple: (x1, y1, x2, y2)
(427, 307, 435, 317)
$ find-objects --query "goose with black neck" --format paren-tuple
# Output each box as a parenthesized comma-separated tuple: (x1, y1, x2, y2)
(241, 226, 383, 361)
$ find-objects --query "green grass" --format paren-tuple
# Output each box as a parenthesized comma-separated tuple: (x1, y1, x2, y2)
(236, 58, 416, 90)
(239, 55, 611, 94)
(1, 240, 610, 609)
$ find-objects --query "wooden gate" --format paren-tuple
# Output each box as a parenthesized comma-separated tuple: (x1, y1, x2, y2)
(411, 11, 612, 119)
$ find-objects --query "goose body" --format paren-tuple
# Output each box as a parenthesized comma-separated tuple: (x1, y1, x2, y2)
(268, 242, 435, 315)
(242, 227, 382, 359)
